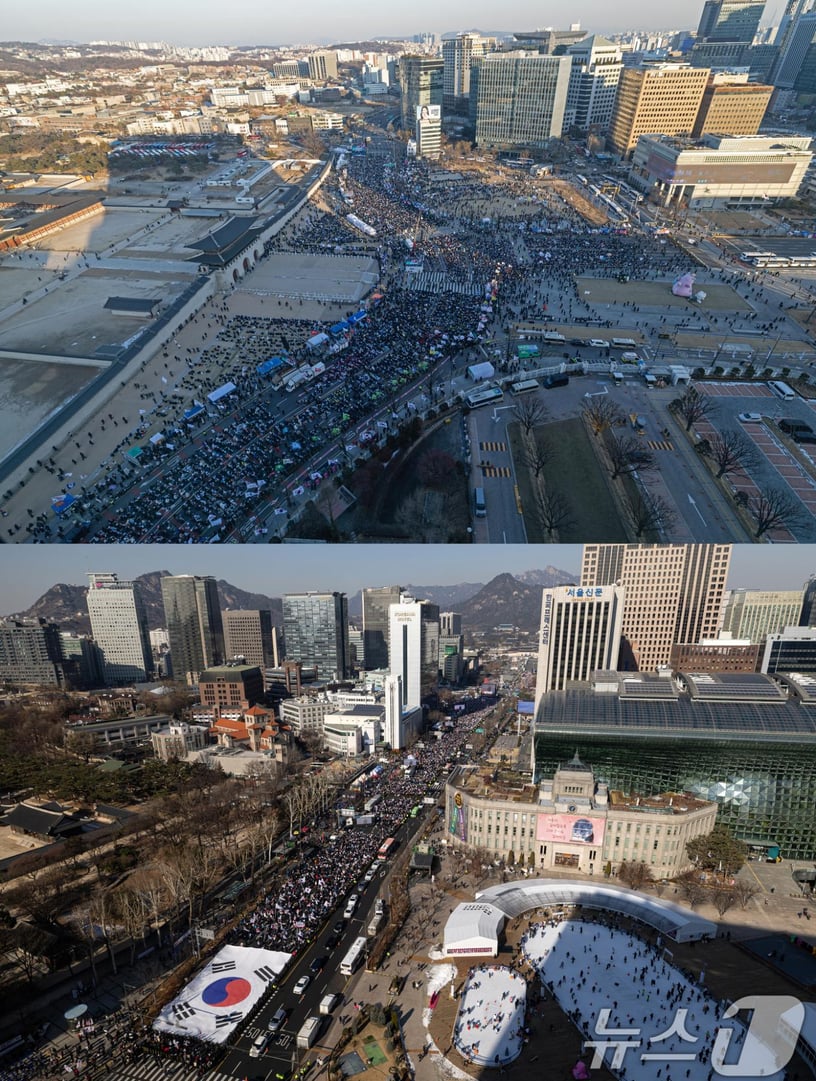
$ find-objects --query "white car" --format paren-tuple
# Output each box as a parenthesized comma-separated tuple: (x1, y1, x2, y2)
(738, 412, 762, 423)
(249, 1033, 269, 1058)
(588, 338, 607, 348)
(293, 974, 311, 995)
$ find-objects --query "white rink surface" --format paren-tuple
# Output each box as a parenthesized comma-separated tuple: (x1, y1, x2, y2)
(521, 921, 786, 1081)
(452, 964, 526, 1066)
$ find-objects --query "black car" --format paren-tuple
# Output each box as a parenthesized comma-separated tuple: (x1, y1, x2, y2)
(794, 430, 816, 444)
(332, 920, 346, 935)
(325, 933, 340, 950)
(779, 418, 812, 435)
(309, 955, 327, 974)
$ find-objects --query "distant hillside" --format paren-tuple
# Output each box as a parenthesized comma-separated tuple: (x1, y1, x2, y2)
(7, 572, 282, 634)
(460, 571, 574, 634)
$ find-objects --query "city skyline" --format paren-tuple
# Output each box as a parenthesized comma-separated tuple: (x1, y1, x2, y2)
(3, 0, 789, 48)
(2, 545, 815, 615)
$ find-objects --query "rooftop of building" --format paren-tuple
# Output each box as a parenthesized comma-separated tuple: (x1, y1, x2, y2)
(199, 664, 262, 678)
(536, 672, 816, 741)
(449, 763, 713, 815)
(450, 765, 539, 804)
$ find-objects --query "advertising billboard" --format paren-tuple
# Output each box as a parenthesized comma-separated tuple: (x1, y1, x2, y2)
(416, 104, 441, 120)
(536, 813, 605, 846)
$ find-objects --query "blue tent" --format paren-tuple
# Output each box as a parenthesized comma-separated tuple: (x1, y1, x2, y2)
(183, 404, 205, 421)
(347, 311, 368, 326)
(257, 356, 285, 376)
(330, 321, 349, 337)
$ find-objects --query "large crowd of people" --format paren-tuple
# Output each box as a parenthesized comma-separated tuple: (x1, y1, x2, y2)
(231, 703, 495, 957)
(24, 137, 762, 544)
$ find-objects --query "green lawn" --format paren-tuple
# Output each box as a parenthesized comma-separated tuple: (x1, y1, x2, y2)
(509, 418, 628, 542)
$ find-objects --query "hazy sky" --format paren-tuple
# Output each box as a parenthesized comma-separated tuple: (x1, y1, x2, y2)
(2, 545, 814, 614)
(5, 0, 786, 47)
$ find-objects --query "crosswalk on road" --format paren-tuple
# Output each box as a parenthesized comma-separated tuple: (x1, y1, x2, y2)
(95, 1057, 238, 1081)
(647, 440, 673, 451)
(479, 441, 507, 452)
(481, 466, 511, 477)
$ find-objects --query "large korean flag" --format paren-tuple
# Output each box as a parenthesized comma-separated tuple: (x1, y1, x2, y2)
(153, 945, 290, 1043)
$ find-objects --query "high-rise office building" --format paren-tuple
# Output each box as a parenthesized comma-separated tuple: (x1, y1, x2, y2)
(440, 612, 463, 636)
(721, 588, 806, 643)
(388, 594, 440, 710)
(399, 55, 444, 129)
(308, 51, 338, 81)
(470, 52, 572, 149)
(87, 572, 153, 685)
(773, 10, 816, 85)
(0, 618, 66, 686)
(565, 35, 623, 131)
(534, 585, 624, 711)
(697, 0, 765, 42)
(801, 576, 816, 626)
(607, 64, 710, 157)
(283, 592, 349, 681)
(161, 575, 224, 686)
(581, 544, 731, 672)
(691, 73, 773, 135)
(772, 0, 815, 79)
(442, 33, 491, 107)
(761, 627, 816, 674)
(222, 610, 276, 669)
(362, 585, 403, 670)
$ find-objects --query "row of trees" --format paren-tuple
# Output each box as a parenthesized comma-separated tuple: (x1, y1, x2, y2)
(669, 386, 804, 538)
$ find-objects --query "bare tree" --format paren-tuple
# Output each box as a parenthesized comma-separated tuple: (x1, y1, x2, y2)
(530, 487, 574, 540)
(676, 871, 706, 909)
(523, 439, 553, 480)
(625, 490, 676, 540)
(745, 486, 803, 539)
(670, 386, 718, 432)
(582, 397, 624, 436)
(697, 430, 758, 480)
(608, 435, 656, 479)
(732, 880, 760, 910)
(712, 889, 736, 917)
(512, 397, 548, 438)
(617, 860, 655, 891)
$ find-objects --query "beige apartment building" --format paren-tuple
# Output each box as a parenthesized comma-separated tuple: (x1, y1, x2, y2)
(608, 64, 710, 157)
(581, 544, 731, 672)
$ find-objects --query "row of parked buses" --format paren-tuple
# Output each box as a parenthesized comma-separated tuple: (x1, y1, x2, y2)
(464, 375, 571, 409)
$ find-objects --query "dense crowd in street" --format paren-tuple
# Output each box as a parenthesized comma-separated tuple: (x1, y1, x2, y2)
(231, 703, 496, 957)
(26, 138, 753, 544)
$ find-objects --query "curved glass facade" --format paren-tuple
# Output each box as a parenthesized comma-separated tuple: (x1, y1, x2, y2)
(535, 733, 816, 859)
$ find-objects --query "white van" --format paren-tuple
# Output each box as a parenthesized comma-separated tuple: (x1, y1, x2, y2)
(474, 487, 486, 518)
(768, 380, 795, 400)
(320, 993, 341, 1016)
(343, 893, 359, 919)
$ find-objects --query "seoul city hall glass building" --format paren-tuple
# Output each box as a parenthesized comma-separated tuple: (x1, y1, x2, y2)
(532, 673, 816, 860)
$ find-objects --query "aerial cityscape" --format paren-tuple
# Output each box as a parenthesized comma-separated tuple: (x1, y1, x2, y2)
(1, 0, 816, 542)
(0, 542, 816, 1081)
(5, 0, 816, 1078)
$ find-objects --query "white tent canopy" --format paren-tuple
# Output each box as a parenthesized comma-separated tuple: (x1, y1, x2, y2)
(443, 902, 505, 957)
(207, 381, 237, 404)
(467, 361, 495, 382)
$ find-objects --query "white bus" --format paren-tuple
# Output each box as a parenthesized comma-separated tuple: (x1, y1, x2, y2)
(465, 386, 503, 409)
(340, 936, 367, 976)
(509, 379, 540, 396)
(610, 337, 638, 349)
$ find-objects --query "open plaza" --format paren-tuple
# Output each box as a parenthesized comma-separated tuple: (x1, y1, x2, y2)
(0, 134, 815, 542)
